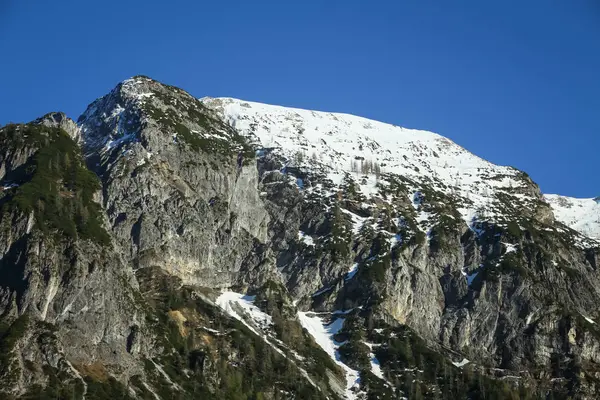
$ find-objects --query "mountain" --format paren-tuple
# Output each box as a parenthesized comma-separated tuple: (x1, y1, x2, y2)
(544, 195, 600, 240)
(1, 75, 599, 399)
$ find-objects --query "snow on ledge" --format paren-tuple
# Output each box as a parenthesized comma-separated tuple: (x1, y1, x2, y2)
(345, 263, 359, 280)
(215, 291, 273, 336)
(452, 358, 470, 368)
(583, 315, 596, 325)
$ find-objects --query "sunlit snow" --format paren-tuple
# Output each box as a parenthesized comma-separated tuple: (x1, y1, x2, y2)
(203, 97, 530, 231)
(297, 312, 361, 399)
(452, 358, 470, 368)
(545, 195, 600, 240)
(215, 292, 273, 336)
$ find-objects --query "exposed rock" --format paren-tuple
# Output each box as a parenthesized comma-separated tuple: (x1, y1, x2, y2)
(1, 76, 600, 399)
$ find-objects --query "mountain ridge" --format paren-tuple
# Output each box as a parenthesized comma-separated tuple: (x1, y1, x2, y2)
(1, 75, 600, 399)
(200, 95, 598, 243)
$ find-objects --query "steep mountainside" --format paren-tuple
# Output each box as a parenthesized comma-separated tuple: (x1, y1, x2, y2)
(1, 76, 599, 399)
(544, 195, 600, 240)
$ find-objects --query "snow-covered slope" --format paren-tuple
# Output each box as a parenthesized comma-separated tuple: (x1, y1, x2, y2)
(298, 312, 361, 399)
(202, 97, 541, 228)
(544, 195, 600, 240)
(202, 97, 600, 247)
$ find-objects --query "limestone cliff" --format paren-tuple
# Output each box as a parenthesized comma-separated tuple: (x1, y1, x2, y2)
(0, 76, 599, 399)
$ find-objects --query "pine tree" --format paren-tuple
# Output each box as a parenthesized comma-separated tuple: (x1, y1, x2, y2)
(374, 162, 382, 179)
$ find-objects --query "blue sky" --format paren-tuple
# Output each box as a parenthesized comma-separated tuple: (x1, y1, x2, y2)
(0, 0, 598, 197)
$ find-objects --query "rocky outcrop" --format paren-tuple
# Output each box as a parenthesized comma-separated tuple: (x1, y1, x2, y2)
(1, 76, 600, 399)
(34, 112, 81, 141)
(79, 77, 271, 289)
(0, 123, 148, 397)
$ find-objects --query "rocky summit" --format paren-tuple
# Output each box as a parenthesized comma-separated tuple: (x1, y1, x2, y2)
(0, 75, 599, 399)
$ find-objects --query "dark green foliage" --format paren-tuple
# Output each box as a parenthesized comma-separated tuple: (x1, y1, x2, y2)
(360, 370, 396, 399)
(340, 176, 366, 203)
(360, 233, 392, 283)
(372, 325, 539, 399)
(334, 312, 375, 376)
(0, 314, 30, 385)
(338, 341, 371, 371)
(85, 377, 135, 400)
(21, 364, 85, 400)
(417, 185, 461, 218)
(253, 280, 342, 382)
(0, 124, 109, 245)
(135, 267, 329, 399)
(211, 331, 326, 400)
(429, 214, 461, 253)
(506, 221, 522, 240)
(376, 174, 411, 199)
(326, 204, 352, 261)
(141, 95, 255, 162)
(498, 253, 529, 278)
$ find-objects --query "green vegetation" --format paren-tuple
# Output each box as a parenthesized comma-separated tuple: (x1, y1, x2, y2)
(253, 280, 342, 380)
(85, 377, 134, 400)
(325, 204, 353, 262)
(0, 314, 30, 387)
(497, 253, 529, 278)
(372, 325, 541, 400)
(0, 124, 109, 245)
(428, 214, 461, 253)
(361, 233, 392, 283)
(134, 267, 330, 399)
(506, 220, 523, 240)
(340, 176, 366, 203)
(1, 318, 88, 399)
(141, 93, 255, 162)
(21, 364, 86, 400)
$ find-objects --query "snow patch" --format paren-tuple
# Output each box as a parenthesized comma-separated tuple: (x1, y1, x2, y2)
(502, 242, 518, 253)
(215, 291, 273, 335)
(340, 208, 368, 235)
(364, 343, 386, 382)
(104, 132, 136, 151)
(312, 286, 334, 297)
(201, 326, 223, 335)
(1, 183, 19, 190)
(65, 360, 88, 399)
(298, 231, 315, 246)
(467, 271, 479, 286)
(345, 263, 359, 281)
(452, 358, 470, 368)
(545, 194, 600, 241)
(583, 316, 596, 325)
(298, 312, 361, 399)
(461, 268, 479, 286)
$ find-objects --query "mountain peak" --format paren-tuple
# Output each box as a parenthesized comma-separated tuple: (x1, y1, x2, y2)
(33, 111, 80, 141)
(77, 75, 183, 154)
(77, 77, 250, 178)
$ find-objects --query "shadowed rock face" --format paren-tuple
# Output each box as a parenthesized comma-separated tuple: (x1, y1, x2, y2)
(1, 76, 600, 399)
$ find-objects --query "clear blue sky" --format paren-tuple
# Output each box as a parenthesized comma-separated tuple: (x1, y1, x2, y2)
(1, 1, 598, 197)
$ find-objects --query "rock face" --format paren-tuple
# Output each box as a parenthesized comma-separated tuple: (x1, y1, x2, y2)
(1, 76, 600, 399)
(78, 77, 271, 289)
(34, 112, 81, 141)
(0, 122, 147, 397)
